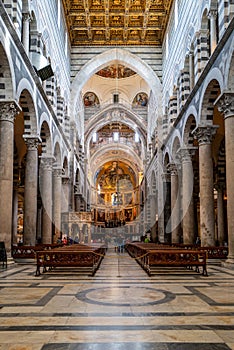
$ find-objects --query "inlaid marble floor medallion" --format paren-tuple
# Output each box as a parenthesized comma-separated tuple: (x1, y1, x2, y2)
(76, 286, 175, 306)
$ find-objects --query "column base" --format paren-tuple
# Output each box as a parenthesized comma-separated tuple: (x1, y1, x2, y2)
(7, 254, 15, 265)
(222, 257, 234, 270)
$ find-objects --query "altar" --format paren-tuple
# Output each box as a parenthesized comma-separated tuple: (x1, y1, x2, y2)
(61, 211, 93, 244)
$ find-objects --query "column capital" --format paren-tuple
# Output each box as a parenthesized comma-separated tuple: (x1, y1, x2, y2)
(195, 29, 209, 38)
(167, 162, 180, 175)
(23, 134, 41, 150)
(74, 184, 81, 195)
(53, 168, 63, 178)
(177, 146, 197, 163)
(62, 175, 70, 185)
(208, 10, 217, 19)
(215, 92, 234, 119)
(0, 101, 21, 122)
(214, 182, 225, 191)
(192, 124, 219, 145)
(22, 12, 32, 22)
(40, 156, 55, 170)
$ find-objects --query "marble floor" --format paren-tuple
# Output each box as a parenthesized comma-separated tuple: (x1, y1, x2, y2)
(0, 248, 234, 349)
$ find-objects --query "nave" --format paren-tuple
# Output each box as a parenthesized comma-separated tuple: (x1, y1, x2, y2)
(0, 250, 234, 349)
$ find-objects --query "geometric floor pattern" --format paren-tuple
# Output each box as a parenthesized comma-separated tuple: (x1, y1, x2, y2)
(0, 248, 234, 349)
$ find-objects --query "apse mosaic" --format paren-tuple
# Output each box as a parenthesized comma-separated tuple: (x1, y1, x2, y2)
(98, 161, 133, 191)
(96, 64, 136, 79)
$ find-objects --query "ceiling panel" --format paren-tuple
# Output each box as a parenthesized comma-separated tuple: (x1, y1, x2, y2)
(62, 0, 173, 46)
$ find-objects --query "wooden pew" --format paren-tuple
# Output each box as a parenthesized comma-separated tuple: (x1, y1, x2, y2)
(11, 243, 64, 260)
(144, 249, 208, 276)
(0, 241, 7, 267)
(35, 244, 106, 276)
(125, 243, 208, 276)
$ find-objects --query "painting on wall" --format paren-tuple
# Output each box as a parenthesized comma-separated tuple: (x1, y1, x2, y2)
(96, 64, 136, 79)
(97, 210, 105, 222)
(83, 92, 100, 107)
(132, 92, 148, 107)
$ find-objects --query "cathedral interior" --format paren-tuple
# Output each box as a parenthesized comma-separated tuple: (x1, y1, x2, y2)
(0, 0, 234, 349)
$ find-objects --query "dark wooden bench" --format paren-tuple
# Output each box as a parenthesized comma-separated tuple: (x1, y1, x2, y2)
(126, 242, 228, 260)
(11, 243, 64, 260)
(199, 246, 228, 259)
(35, 244, 106, 276)
(144, 249, 208, 276)
(0, 241, 7, 267)
(125, 243, 208, 276)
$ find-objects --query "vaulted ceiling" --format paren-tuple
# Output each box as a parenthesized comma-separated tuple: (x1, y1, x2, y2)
(62, 0, 173, 46)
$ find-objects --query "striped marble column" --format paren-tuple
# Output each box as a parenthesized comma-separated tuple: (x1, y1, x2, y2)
(179, 69, 190, 108)
(57, 95, 65, 127)
(193, 29, 210, 83)
(218, 0, 230, 38)
(168, 95, 178, 127)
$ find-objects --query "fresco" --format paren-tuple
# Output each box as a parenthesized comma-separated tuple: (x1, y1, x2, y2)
(96, 64, 136, 79)
(83, 92, 100, 107)
(132, 92, 148, 107)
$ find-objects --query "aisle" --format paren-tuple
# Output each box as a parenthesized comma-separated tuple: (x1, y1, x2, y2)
(95, 247, 148, 279)
(0, 248, 234, 349)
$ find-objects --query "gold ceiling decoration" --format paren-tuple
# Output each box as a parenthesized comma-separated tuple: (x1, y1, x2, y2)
(62, 0, 174, 46)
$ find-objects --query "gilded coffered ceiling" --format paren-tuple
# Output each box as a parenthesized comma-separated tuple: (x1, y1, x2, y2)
(62, 0, 173, 46)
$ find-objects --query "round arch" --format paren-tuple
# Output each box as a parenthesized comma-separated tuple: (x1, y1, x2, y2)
(17, 86, 38, 134)
(182, 114, 197, 146)
(53, 141, 62, 168)
(39, 120, 52, 155)
(70, 48, 162, 120)
(199, 76, 222, 124)
(85, 105, 147, 150)
(171, 135, 181, 164)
